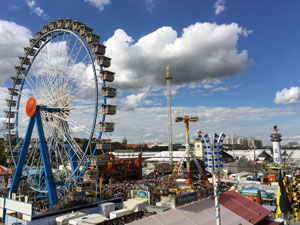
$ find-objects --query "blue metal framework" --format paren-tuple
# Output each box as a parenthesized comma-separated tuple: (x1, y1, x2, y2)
(10, 106, 59, 206)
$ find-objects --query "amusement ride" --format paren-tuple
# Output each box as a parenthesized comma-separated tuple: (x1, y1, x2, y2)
(3, 19, 116, 208)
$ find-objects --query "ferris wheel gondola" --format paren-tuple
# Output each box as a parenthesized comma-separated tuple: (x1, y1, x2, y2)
(3, 18, 117, 206)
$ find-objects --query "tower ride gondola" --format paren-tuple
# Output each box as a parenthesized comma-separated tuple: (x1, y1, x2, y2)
(3, 19, 116, 207)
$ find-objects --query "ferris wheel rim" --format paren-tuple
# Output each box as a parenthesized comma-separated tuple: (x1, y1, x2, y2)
(7, 28, 103, 191)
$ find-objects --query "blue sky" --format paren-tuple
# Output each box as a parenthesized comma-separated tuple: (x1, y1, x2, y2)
(1, 0, 300, 145)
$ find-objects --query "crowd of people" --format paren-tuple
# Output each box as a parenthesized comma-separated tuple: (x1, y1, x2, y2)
(101, 177, 162, 200)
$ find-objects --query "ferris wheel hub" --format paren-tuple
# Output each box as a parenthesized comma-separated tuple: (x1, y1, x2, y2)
(26, 97, 37, 117)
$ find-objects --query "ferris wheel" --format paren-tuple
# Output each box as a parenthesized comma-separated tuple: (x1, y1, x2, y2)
(3, 19, 116, 206)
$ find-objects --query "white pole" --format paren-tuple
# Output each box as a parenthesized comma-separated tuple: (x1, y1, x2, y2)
(167, 79, 173, 165)
(212, 134, 221, 225)
(213, 172, 221, 225)
(166, 65, 173, 166)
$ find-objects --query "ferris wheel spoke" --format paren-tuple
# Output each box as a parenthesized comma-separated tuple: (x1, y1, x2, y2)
(41, 109, 94, 137)
(40, 77, 57, 104)
(24, 141, 36, 165)
(10, 136, 27, 159)
(18, 73, 37, 94)
(68, 79, 96, 102)
(69, 103, 99, 110)
(45, 118, 85, 162)
(65, 49, 90, 81)
(44, 33, 57, 95)
(57, 35, 79, 85)
(47, 127, 69, 171)
(59, 35, 79, 76)
(51, 31, 67, 82)
(40, 33, 68, 105)
(55, 123, 85, 164)
(23, 59, 40, 92)
(53, 41, 85, 91)
(53, 40, 70, 92)
(68, 118, 94, 136)
(25, 140, 40, 169)
(43, 49, 96, 107)
(15, 117, 31, 133)
(49, 74, 72, 102)
(62, 123, 87, 161)
(29, 62, 48, 99)
(68, 41, 84, 68)
(18, 73, 37, 97)
(46, 128, 64, 170)
(60, 70, 96, 104)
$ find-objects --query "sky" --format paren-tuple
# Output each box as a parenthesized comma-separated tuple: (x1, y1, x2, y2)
(1, 0, 300, 145)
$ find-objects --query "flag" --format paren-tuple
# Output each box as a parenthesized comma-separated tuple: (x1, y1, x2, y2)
(275, 171, 292, 218)
(291, 176, 300, 222)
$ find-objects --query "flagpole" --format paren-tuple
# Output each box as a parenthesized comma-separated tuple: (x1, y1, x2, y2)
(213, 171, 221, 225)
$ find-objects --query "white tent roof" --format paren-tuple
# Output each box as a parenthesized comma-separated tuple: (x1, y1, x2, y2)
(127, 198, 251, 225)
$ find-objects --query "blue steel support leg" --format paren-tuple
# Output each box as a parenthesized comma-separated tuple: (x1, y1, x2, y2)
(10, 116, 35, 196)
(35, 110, 58, 206)
(38, 135, 56, 185)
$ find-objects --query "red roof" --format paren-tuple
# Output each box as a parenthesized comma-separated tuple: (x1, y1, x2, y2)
(219, 191, 270, 224)
(0, 165, 8, 172)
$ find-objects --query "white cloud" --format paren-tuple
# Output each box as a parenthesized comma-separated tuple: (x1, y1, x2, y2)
(84, 0, 111, 11)
(25, 0, 49, 19)
(26, 0, 35, 8)
(274, 86, 300, 104)
(145, 0, 159, 13)
(211, 87, 229, 92)
(203, 84, 214, 89)
(33, 7, 44, 17)
(120, 92, 148, 111)
(0, 20, 32, 85)
(112, 90, 149, 111)
(112, 105, 299, 144)
(105, 22, 251, 90)
(185, 79, 241, 95)
(214, 0, 225, 15)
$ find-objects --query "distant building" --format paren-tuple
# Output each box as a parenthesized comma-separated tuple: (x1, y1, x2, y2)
(237, 137, 248, 146)
(231, 135, 238, 145)
(253, 139, 263, 148)
(224, 135, 262, 148)
(147, 143, 183, 149)
(122, 137, 127, 145)
(248, 138, 254, 147)
(287, 142, 298, 148)
(225, 135, 238, 145)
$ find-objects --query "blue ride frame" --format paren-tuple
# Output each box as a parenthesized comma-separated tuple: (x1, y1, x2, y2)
(9, 106, 59, 206)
